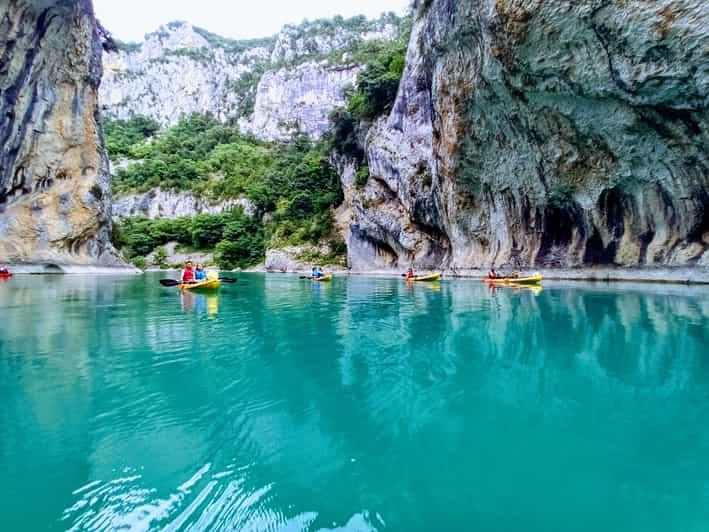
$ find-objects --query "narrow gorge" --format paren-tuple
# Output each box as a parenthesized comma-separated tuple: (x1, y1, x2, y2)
(2, 0, 707, 277)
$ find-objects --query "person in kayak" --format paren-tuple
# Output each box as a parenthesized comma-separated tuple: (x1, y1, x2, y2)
(488, 267, 499, 279)
(181, 261, 195, 283)
(318, 267, 325, 278)
(406, 266, 414, 279)
(194, 263, 207, 281)
(311, 266, 321, 279)
(0, 266, 9, 275)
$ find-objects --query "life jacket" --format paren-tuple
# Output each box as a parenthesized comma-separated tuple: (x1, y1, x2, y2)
(194, 269, 206, 280)
(182, 267, 195, 282)
(312, 269, 319, 278)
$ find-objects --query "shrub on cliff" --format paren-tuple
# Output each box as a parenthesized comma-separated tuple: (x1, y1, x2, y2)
(328, 40, 407, 163)
(103, 115, 160, 158)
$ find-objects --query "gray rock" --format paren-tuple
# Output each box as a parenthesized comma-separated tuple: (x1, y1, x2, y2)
(100, 16, 405, 141)
(239, 62, 360, 141)
(0, 0, 125, 268)
(344, 0, 709, 270)
(113, 188, 255, 220)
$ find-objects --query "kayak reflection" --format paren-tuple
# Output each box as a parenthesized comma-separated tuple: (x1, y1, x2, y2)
(486, 283, 543, 295)
(181, 290, 219, 316)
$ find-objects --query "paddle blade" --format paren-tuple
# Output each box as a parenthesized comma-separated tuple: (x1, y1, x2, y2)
(159, 279, 180, 287)
(218, 277, 238, 283)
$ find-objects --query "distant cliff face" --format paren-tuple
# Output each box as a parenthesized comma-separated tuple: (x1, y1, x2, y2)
(238, 63, 360, 141)
(345, 0, 709, 270)
(0, 0, 123, 268)
(101, 22, 271, 126)
(101, 16, 402, 142)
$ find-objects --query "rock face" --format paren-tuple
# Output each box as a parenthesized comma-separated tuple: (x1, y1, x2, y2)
(100, 16, 404, 141)
(0, 0, 124, 268)
(238, 63, 360, 141)
(100, 22, 271, 125)
(113, 188, 255, 220)
(345, 0, 709, 270)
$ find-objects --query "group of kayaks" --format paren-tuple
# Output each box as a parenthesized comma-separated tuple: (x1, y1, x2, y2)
(166, 270, 545, 292)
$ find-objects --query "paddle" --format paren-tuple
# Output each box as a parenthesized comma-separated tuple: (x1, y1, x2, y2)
(159, 278, 237, 287)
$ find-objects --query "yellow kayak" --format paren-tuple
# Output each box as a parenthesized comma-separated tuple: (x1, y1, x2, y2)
(179, 279, 221, 291)
(484, 273, 542, 285)
(404, 273, 442, 282)
(310, 274, 333, 282)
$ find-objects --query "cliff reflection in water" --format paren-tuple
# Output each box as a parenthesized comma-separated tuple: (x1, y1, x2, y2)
(1, 274, 708, 530)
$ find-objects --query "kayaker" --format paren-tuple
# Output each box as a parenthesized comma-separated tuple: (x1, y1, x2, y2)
(311, 266, 321, 279)
(318, 267, 325, 278)
(406, 266, 414, 279)
(194, 263, 207, 281)
(488, 267, 498, 279)
(0, 266, 8, 275)
(181, 261, 195, 283)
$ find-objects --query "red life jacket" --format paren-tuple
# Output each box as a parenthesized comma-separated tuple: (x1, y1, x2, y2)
(182, 267, 195, 282)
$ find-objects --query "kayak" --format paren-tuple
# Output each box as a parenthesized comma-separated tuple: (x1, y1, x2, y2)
(404, 273, 442, 282)
(179, 279, 221, 291)
(310, 275, 333, 282)
(0, 273, 12, 278)
(483, 273, 542, 285)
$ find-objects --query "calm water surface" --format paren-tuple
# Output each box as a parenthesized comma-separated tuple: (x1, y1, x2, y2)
(1, 273, 708, 531)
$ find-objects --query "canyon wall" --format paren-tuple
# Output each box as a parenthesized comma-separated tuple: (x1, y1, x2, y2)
(345, 0, 709, 270)
(0, 0, 124, 269)
(101, 16, 402, 141)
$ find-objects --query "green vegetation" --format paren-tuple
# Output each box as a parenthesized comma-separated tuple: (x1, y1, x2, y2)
(108, 114, 344, 268)
(113, 39, 142, 53)
(270, 13, 409, 68)
(102, 115, 160, 158)
(327, 21, 410, 168)
(165, 47, 214, 63)
(104, 12, 413, 268)
(226, 67, 266, 117)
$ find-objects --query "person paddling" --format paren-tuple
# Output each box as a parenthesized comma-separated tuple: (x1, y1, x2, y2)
(311, 266, 321, 279)
(181, 261, 195, 284)
(194, 263, 207, 281)
(406, 266, 415, 280)
(488, 267, 498, 279)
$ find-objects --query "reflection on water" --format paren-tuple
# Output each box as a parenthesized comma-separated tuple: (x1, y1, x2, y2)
(181, 291, 219, 316)
(0, 274, 708, 531)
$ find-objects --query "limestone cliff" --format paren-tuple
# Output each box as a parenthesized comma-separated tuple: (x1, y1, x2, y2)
(113, 188, 255, 220)
(345, 0, 709, 270)
(100, 15, 404, 141)
(0, 0, 124, 269)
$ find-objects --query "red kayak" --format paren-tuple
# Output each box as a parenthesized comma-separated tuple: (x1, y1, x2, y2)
(0, 271, 12, 278)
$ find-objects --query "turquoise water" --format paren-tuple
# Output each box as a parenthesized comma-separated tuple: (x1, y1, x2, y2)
(1, 273, 708, 531)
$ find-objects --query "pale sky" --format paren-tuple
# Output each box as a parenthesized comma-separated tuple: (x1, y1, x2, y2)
(94, 0, 411, 42)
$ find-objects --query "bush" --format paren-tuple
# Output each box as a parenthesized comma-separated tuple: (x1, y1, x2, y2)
(131, 256, 147, 270)
(103, 115, 160, 158)
(215, 213, 265, 269)
(192, 213, 228, 249)
(355, 166, 369, 188)
(153, 246, 168, 268)
(328, 41, 408, 162)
